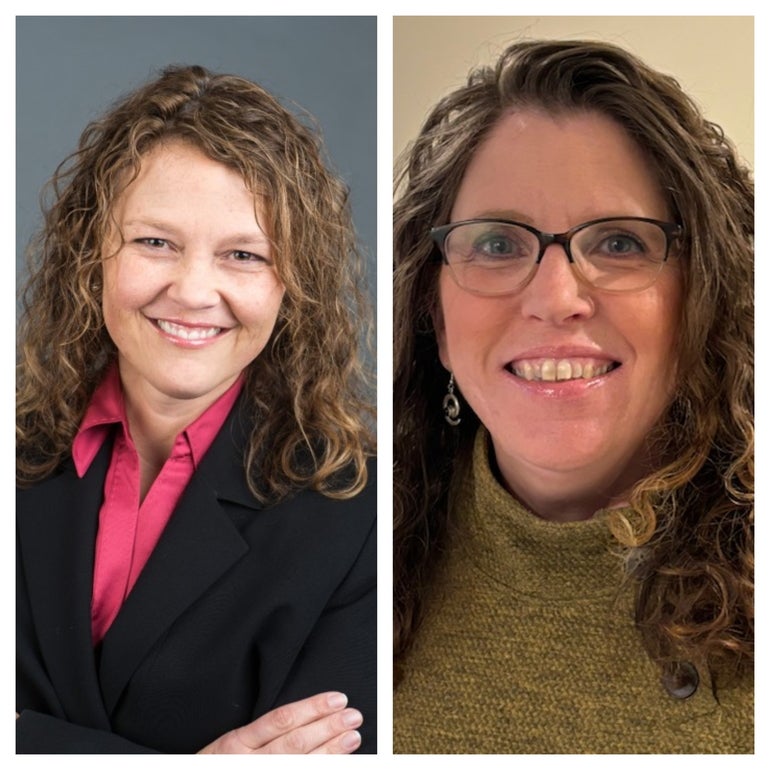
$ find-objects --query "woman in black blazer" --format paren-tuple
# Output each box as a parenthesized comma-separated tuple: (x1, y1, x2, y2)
(17, 65, 375, 754)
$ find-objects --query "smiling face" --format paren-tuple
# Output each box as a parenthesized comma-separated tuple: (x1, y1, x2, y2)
(435, 110, 683, 520)
(102, 140, 285, 414)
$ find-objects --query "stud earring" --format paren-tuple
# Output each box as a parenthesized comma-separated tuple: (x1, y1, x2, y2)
(443, 373, 461, 426)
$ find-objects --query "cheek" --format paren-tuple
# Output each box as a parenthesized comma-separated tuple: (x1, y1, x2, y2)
(439, 280, 511, 367)
(437, 275, 465, 365)
(616, 277, 682, 417)
(101, 260, 126, 329)
(233, 281, 285, 337)
(102, 256, 156, 316)
(640, 277, 682, 372)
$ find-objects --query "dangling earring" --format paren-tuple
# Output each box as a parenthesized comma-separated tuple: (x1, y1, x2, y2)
(443, 373, 461, 426)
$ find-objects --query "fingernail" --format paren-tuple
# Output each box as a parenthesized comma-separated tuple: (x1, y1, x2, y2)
(342, 708, 363, 728)
(341, 730, 362, 751)
(327, 692, 348, 709)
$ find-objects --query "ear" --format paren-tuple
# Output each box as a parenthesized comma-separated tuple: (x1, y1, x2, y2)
(431, 302, 451, 371)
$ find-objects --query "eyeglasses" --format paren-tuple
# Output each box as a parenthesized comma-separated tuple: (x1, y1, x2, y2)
(431, 216, 683, 295)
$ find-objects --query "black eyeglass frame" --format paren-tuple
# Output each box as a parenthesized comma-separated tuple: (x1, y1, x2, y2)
(430, 216, 684, 294)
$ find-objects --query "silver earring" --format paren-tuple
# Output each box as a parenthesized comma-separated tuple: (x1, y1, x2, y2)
(443, 373, 461, 426)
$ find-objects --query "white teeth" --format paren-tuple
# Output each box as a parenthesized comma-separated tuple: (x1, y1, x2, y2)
(157, 319, 221, 341)
(511, 358, 615, 382)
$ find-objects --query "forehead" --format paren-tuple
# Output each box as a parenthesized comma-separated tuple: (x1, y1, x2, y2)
(118, 140, 250, 201)
(110, 140, 266, 231)
(452, 109, 668, 227)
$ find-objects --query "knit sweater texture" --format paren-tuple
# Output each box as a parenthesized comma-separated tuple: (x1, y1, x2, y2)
(393, 431, 753, 754)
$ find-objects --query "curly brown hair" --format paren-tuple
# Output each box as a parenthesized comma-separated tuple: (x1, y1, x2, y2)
(18, 64, 374, 501)
(394, 40, 752, 683)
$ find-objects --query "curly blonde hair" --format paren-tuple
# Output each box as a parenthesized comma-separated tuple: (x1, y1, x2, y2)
(18, 64, 374, 501)
(394, 40, 752, 682)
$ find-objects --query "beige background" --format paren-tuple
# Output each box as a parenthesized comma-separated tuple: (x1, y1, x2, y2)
(393, 16, 754, 170)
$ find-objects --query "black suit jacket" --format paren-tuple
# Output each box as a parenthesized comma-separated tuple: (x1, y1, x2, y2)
(17, 405, 377, 753)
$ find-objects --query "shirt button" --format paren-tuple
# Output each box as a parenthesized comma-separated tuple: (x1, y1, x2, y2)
(661, 661, 699, 699)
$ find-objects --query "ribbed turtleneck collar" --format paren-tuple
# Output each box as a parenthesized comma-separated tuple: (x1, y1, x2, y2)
(451, 429, 627, 601)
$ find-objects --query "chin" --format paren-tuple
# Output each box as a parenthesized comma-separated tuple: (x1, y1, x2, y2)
(494, 431, 630, 481)
(149, 373, 232, 403)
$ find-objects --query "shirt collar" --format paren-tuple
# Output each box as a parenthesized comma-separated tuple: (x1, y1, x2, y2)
(72, 364, 127, 477)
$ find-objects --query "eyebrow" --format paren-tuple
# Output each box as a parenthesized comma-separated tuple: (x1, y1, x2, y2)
(122, 218, 179, 233)
(121, 219, 271, 246)
(455, 208, 535, 224)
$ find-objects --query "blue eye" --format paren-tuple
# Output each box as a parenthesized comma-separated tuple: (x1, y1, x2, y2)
(600, 234, 646, 255)
(471, 230, 531, 262)
(475, 235, 517, 256)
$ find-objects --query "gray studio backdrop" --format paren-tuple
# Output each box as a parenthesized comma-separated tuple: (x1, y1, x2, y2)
(16, 16, 377, 312)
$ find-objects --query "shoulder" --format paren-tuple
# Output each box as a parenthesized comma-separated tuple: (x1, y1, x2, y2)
(304, 456, 377, 516)
(271, 459, 376, 545)
(17, 459, 77, 514)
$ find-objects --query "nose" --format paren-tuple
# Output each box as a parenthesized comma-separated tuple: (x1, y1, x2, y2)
(166, 253, 220, 309)
(518, 243, 595, 323)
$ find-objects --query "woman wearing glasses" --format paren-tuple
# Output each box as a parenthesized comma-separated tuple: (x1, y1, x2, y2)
(393, 40, 752, 753)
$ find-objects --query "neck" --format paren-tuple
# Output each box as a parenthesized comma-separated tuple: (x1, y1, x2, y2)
(123, 397, 192, 502)
(124, 397, 187, 466)
(118, 367, 239, 499)
(505, 482, 626, 522)
(489, 442, 643, 522)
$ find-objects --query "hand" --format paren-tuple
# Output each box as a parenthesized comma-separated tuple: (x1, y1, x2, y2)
(197, 691, 363, 754)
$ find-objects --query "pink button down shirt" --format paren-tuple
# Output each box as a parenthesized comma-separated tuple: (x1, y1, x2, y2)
(72, 365, 244, 645)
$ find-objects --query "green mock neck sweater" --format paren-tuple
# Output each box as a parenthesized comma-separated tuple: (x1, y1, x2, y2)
(393, 431, 753, 754)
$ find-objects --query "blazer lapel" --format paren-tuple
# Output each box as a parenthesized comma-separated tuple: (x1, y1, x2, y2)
(97, 407, 256, 715)
(17, 443, 113, 729)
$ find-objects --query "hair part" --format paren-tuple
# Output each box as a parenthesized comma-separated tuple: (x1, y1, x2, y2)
(18, 64, 374, 501)
(394, 40, 753, 683)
